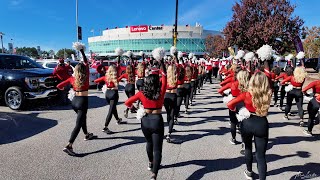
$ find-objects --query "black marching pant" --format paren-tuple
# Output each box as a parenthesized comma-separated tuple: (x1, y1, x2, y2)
(141, 114, 164, 175)
(175, 87, 186, 117)
(164, 92, 177, 134)
(307, 98, 320, 132)
(212, 67, 219, 78)
(280, 85, 287, 107)
(190, 81, 196, 102)
(69, 96, 89, 143)
(229, 109, 238, 139)
(205, 70, 212, 83)
(184, 83, 192, 109)
(104, 89, 119, 127)
(285, 88, 304, 119)
(125, 83, 135, 98)
(136, 79, 144, 91)
(273, 83, 279, 105)
(241, 115, 269, 180)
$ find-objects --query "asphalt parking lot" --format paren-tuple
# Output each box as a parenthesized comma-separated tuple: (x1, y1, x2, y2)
(0, 80, 320, 180)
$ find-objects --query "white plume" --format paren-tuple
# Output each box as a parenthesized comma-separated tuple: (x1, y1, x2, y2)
(178, 51, 183, 58)
(192, 56, 197, 62)
(223, 89, 231, 95)
(227, 55, 234, 60)
(152, 47, 166, 61)
(115, 48, 124, 56)
(164, 56, 168, 60)
(304, 95, 313, 102)
(139, 51, 145, 56)
(223, 94, 233, 104)
(244, 52, 255, 62)
(168, 56, 172, 61)
(102, 85, 107, 95)
(285, 84, 293, 92)
(221, 61, 227, 66)
(68, 89, 75, 101)
(188, 53, 194, 59)
(170, 46, 177, 56)
(285, 54, 294, 61)
(236, 107, 251, 122)
(235, 50, 245, 60)
(72, 42, 86, 51)
(296, 51, 305, 60)
(275, 55, 284, 62)
(136, 107, 146, 121)
(126, 51, 133, 57)
(257, 44, 273, 61)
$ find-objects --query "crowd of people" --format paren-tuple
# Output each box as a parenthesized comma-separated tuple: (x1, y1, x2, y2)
(54, 42, 319, 180)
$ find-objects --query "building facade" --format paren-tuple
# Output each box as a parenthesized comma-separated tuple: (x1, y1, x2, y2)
(88, 25, 222, 56)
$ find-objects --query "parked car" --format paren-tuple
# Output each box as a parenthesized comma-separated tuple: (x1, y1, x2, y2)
(36, 60, 98, 86)
(90, 60, 127, 76)
(0, 54, 58, 110)
(304, 58, 318, 71)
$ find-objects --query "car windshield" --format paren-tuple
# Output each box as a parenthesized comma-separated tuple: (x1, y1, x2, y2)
(0, 56, 43, 69)
(47, 63, 58, 68)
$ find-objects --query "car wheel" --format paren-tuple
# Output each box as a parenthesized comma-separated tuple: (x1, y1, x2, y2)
(5, 87, 25, 110)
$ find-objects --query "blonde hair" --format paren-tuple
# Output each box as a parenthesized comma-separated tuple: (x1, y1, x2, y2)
(137, 63, 144, 77)
(167, 65, 177, 87)
(126, 65, 135, 83)
(248, 72, 272, 116)
(74, 63, 87, 90)
(237, 70, 250, 92)
(230, 64, 237, 72)
(185, 66, 192, 79)
(106, 65, 118, 85)
(293, 67, 307, 83)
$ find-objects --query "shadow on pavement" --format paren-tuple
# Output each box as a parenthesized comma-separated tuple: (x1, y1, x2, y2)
(75, 135, 145, 157)
(0, 112, 57, 145)
(162, 151, 310, 180)
(269, 135, 320, 147)
(170, 127, 229, 144)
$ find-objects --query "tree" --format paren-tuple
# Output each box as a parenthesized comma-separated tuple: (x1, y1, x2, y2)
(206, 35, 228, 57)
(15, 47, 39, 58)
(56, 48, 76, 59)
(223, 0, 304, 54)
(303, 26, 320, 58)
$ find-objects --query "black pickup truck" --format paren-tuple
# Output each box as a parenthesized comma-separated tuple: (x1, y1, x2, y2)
(0, 54, 58, 110)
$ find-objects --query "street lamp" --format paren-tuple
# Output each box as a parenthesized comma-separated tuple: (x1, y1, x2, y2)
(0, 32, 4, 53)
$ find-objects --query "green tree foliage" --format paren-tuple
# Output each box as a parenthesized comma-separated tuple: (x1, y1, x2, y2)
(15, 47, 39, 58)
(303, 26, 320, 58)
(56, 48, 76, 59)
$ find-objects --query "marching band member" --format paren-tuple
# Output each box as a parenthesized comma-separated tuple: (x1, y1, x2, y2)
(218, 69, 250, 144)
(281, 67, 307, 126)
(94, 65, 122, 134)
(302, 78, 320, 136)
(227, 72, 271, 180)
(275, 67, 293, 111)
(57, 43, 95, 156)
(164, 64, 178, 142)
(125, 47, 167, 180)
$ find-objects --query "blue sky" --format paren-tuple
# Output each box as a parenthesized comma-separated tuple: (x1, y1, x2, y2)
(0, 0, 319, 52)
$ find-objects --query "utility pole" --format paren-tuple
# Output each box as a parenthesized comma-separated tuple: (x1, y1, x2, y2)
(173, 0, 178, 47)
(0, 32, 4, 53)
(76, 0, 79, 42)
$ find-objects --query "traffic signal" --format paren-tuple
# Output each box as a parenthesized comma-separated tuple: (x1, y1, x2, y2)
(78, 26, 82, 40)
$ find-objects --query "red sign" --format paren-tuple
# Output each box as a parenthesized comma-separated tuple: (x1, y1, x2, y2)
(130, 25, 148, 33)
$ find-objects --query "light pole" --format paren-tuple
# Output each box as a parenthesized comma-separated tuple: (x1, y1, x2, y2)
(173, 0, 178, 47)
(0, 32, 4, 53)
(76, 0, 79, 42)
